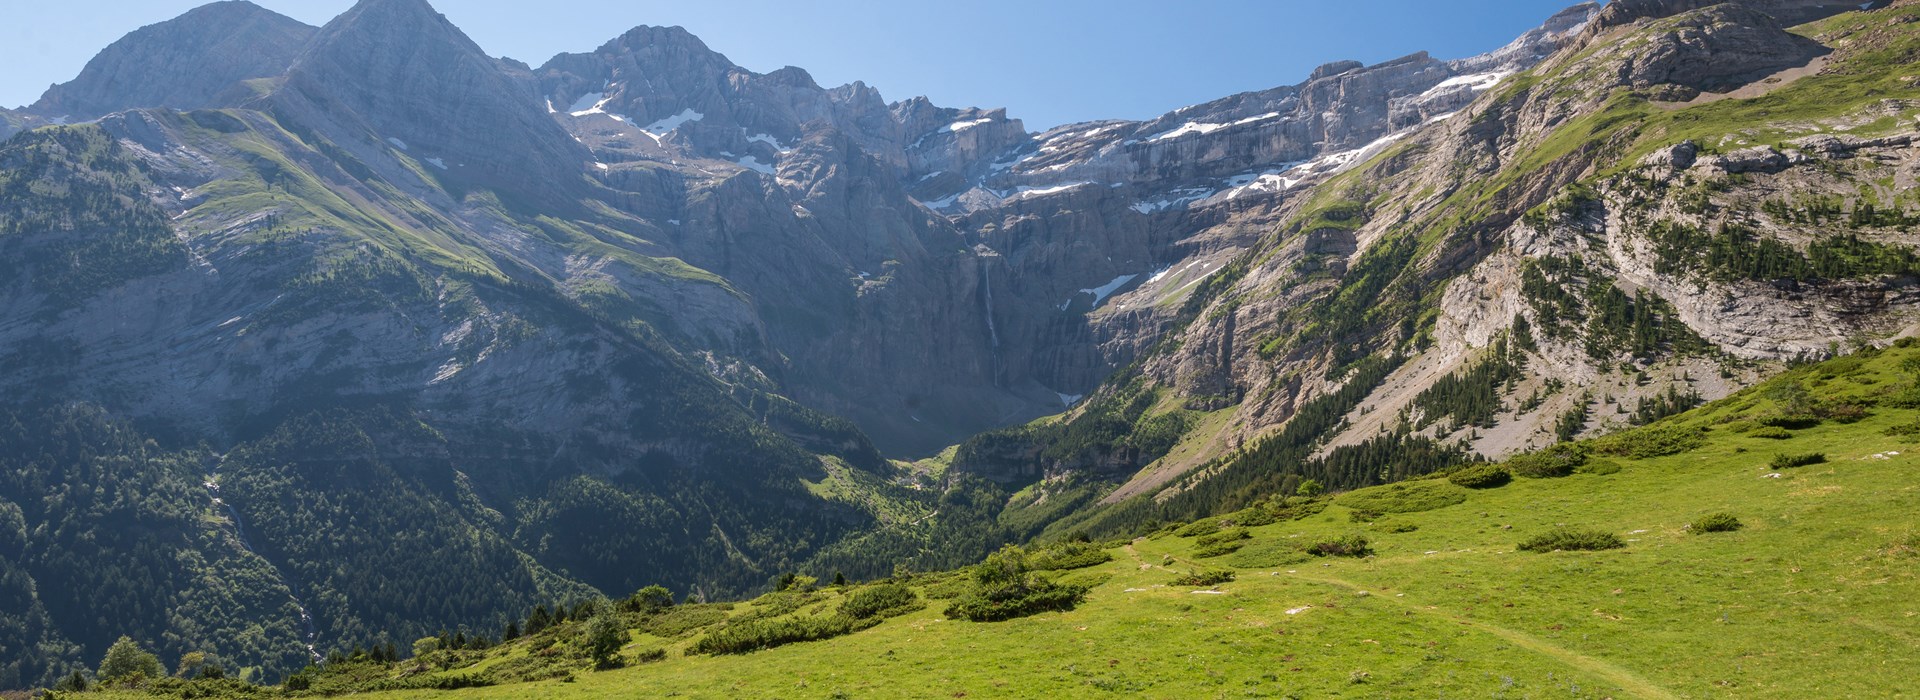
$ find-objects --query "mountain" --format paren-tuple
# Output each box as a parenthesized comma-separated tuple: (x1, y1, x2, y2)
(28, 1, 316, 121)
(949, 0, 1918, 534)
(3, 0, 1916, 691)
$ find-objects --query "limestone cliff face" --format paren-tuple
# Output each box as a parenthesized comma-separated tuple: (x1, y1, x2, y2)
(28, 1, 315, 120)
(1004, 0, 1912, 507)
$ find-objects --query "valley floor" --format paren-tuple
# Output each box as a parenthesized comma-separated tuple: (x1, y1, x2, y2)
(87, 347, 1920, 699)
(372, 362, 1919, 698)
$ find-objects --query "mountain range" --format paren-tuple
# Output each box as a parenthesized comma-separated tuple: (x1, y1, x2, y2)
(2, 0, 1916, 689)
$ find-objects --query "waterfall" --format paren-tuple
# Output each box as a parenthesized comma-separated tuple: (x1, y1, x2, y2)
(205, 457, 322, 662)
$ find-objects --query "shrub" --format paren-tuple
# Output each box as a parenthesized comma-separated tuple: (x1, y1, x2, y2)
(837, 583, 922, 620)
(1225, 507, 1277, 527)
(1334, 480, 1469, 513)
(1591, 424, 1706, 458)
(1170, 569, 1236, 586)
(1819, 402, 1869, 423)
(689, 614, 876, 655)
(1756, 413, 1821, 429)
(1194, 527, 1250, 558)
(632, 648, 667, 663)
(1175, 518, 1222, 537)
(1225, 540, 1312, 568)
(1690, 512, 1742, 533)
(1028, 541, 1112, 571)
(1770, 452, 1826, 469)
(1448, 464, 1513, 489)
(1749, 426, 1792, 439)
(1506, 443, 1587, 478)
(639, 604, 728, 638)
(946, 545, 1089, 622)
(1518, 528, 1624, 552)
(1348, 508, 1382, 523)
(1384, 521, 1420, 533)
(1194, 527, 1250, 548)
(946, 584, 1088, 622)
(1306, 534, 1373, 557)
(1886, 421, 1920, 439)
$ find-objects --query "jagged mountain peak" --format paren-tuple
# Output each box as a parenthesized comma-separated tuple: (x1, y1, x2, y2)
(26, 0, 315, 120)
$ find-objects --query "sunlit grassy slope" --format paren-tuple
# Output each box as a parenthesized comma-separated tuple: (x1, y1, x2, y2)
(155, 343, 1912, 699)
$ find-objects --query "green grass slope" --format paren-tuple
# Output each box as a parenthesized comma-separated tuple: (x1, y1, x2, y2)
(88, 342, 1920, 698)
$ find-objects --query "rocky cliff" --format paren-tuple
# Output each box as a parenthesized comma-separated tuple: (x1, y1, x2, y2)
(952, 0, 1920, 532)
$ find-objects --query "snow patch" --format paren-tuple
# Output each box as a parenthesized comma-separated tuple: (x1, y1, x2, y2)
(1009, 182, 1092, 200)
(425, 158, 447, 170)
(745, 132, 792, 153)
(386, 137, 409, 151)
(1144, 112, 1280, 142)
(642, 108, 703, 135)
(1130, 187, 1216, 214)
(1056, 392, 1083, 408)
(737, 155, 776, 175)
(945, 118, 993, 133)
(568, 92, 612, 116)
(1421, 71, 1512, 99)
(1062, 273, 1138, 310)
(917, 194, 960, 210)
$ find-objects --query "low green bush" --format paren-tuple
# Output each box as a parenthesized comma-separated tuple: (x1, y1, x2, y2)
(1770, 452, 1826, 469)
(1518, 528, 1624, 552)
(1306, 534, 1373, 558)
(1027, 541, 1112, 571)
(1748, 426, 1793, 439)
(1193, 527, 1251, 558)
(1690, 512, 1742, 533)
(946, 583, 1088, 622)
(1506, 443, 1587, 478)
(1819, 402, 1869, 423)
(838, 583, 922, 620)
(639, 604, 728, 638)
(1175, 518, 1222, 537)
(1756, 413, 1821, 429)
(1448, 464, 1513, 489)
(1886, 421, 1920, 440)
(946, 546, 1090, 622)
(1225, 507, 1278, 527)
(1170, 569, 1236, 586)
(689, 613, 877, 655)
(1383, 521, 1420, 533)
(1194, 527, 1250, 548)
(1591, 424, 1706, 459)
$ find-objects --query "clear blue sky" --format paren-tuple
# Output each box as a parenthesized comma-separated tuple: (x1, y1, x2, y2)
(3, 0, 1591, 129)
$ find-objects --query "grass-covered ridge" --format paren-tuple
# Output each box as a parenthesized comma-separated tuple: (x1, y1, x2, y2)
(72, 341, 1920, 698)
